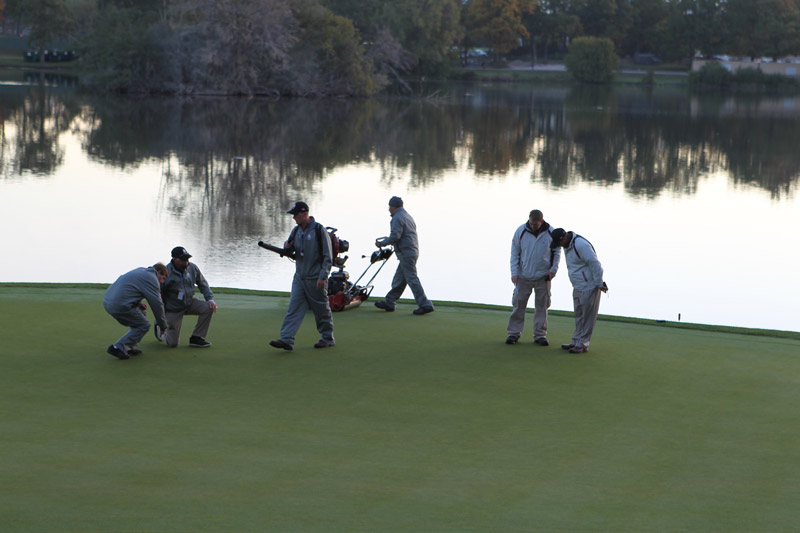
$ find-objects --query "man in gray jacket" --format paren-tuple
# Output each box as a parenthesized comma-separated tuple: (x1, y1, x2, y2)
(373, 196, 434, 315)
(103, 263, 169, 360)
(550, 228, 607, 354)
(270, 201, 335, 350)
(161, 246, 217, 348)
(507, 209, 561, 346)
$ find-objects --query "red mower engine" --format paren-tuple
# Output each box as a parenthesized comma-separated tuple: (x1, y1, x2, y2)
(326, 230, 394, 312)
(327, 269, 369, 312)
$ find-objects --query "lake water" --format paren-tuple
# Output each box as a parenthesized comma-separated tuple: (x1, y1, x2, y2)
(1, 74, 798, 332)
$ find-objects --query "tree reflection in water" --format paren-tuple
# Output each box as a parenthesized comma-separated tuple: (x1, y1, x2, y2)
(0, 80, 78, 178)
(3, 82, 799, 209)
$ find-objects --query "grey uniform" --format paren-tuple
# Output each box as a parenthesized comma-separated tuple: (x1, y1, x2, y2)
(162, 261, 215, 346)
(104, 266, 168, 353)
(564, 233, 605, 349)
(376, 207, 433, 309)
(278, 220, 335, 347)
(507, 221, 561, 341)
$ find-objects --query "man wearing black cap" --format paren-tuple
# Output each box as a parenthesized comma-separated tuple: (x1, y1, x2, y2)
(549, 228, 607, 354)
(269, 201, 335, 351)
(161, 246, 217, 348)
(373, 196, 434, 315)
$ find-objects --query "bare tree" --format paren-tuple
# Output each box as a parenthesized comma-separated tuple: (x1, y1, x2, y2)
(174, 0, 297, 95)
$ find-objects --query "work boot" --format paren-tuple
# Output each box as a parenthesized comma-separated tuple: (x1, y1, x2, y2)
(314, 340, 335, 349)
(269, 339, 293, 351)
(189, 336, 212, 348)
(374, 301, 395, 312)
(107, 345, 130, 360)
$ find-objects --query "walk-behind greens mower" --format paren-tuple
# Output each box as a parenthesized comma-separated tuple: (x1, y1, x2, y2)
(258, 228, 393, 312)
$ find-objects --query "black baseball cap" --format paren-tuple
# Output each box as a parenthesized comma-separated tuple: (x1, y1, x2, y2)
(171, 246, 192, 260)
(550, 228, 566, 248)
(287, 201, 309, 215)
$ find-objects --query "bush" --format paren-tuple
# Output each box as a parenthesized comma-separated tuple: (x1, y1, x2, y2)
(689, 63, 800, 91)
(564, 37, 619, 83)
(688, 62, 732, 87)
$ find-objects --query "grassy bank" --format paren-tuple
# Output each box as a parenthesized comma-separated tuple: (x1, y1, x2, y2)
(2, 284, 799, 531)
(450, 66, 689, 87)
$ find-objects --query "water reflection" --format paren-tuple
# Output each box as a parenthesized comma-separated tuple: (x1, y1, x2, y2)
(3, 82, 799, 202)
(0, 86, 79, 177)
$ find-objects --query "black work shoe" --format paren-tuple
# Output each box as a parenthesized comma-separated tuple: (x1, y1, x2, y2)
(128, 348, 143, 356)
(534, 337, 550, 347)
(412, 306, 435, 315)
(189, 336, 212, 348)
(569, 346, 588, 354)
(269, 339, 293, 351)
(374, 301, 395, 312)
(505, 335, 519, 345)
(107, 345, 130, 360)
(561, 343, 575, 350)
(314, 340, 335, 349)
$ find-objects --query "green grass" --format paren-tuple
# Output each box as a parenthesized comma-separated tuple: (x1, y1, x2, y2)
(452, 68, 689, 87)
(0, 49, 27, 68)
(2, 284, 800, 531)
(452, 68, 575, 84)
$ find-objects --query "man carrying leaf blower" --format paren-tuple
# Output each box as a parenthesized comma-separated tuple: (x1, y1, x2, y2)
(268, 201, 335, 351)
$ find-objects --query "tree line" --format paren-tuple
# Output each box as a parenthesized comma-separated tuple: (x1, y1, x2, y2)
(6, 0, 800, 95)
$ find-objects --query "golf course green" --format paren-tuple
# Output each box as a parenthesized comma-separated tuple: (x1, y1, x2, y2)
(2, 284, 799, 531)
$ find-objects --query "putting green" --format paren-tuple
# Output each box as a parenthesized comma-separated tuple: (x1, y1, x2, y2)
(1, 285, 799, 531)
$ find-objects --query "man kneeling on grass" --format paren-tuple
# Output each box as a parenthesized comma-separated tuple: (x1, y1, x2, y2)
(103, 263, 169, 360)
(160, 246, 217, 348)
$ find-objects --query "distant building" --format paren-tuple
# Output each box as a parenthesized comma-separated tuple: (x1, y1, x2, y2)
(692, 57, 800, 77)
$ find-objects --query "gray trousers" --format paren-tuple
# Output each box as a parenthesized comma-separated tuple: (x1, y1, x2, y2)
(280, 277, 335, 347)
(386, 254, 432, 308)
(165, 298, 213, 347)
(571, 287, 602, 349)
(106, 304, 150, 353)
(507, 278, 551, 340)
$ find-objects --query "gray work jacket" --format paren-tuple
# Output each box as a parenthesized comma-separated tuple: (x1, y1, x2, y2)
(289, 220, 333, 281)
(377, 207, 419, 258)
(163, 260, 214, 313)
(103, 266, 168, 328)
(510, 221, 561, 281)
(564, 233, 604, 292)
